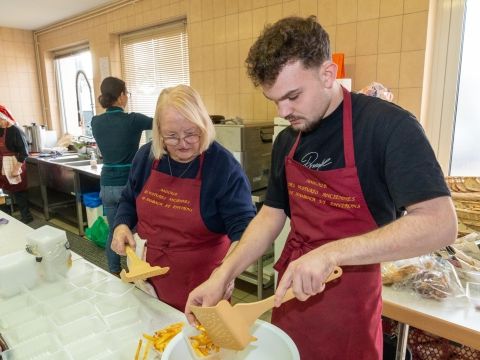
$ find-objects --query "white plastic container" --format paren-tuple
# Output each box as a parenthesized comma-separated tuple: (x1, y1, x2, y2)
(25, 225, 72, 282)
(0, 250, 37, 298)
(163, 320, 300, 360)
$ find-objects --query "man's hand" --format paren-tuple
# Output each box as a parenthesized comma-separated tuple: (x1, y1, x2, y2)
(274, 247, 337, 307)
(111, 224, 135, 255)
(184, 270, 230, 325)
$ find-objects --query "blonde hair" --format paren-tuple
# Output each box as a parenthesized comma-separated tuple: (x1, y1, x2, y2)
(151, 85, 215, 159)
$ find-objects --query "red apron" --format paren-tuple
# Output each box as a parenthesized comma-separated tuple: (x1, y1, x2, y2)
(0, 128, 27, 192)
(272, 88, 382, 360)
(136, 155, 230, 311)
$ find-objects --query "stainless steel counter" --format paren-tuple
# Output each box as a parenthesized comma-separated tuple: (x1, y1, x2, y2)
(27, 154, 102, 235)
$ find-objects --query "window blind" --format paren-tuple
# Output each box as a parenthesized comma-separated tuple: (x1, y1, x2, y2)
(120, 20, 190, 118)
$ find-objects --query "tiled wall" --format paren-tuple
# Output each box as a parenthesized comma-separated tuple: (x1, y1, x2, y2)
(33, 0, 429, 131)
(0, 27, 42, 126)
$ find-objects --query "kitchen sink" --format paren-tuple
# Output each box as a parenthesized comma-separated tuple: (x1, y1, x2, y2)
(63, 160, 93, 167)
(48, 155, 86, 163)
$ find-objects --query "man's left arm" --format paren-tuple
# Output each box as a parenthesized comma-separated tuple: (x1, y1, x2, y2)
(275, 196, 457, 304)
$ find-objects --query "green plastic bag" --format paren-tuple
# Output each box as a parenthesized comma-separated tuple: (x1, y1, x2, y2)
(85, 216, 109, 248)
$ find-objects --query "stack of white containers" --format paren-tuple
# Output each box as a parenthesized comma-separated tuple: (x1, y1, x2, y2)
(0, 229, 182, 359)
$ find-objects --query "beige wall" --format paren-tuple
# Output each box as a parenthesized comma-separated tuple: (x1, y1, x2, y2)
(26, 0, 429, 132)
(0, 27, 42, 126)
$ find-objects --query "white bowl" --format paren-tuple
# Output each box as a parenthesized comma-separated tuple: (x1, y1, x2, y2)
(162, 320, 300, 360)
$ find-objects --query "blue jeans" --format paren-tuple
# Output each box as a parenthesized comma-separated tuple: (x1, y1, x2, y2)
(100, 185, 125, 273)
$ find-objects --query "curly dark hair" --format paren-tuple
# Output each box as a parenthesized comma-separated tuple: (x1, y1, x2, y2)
(246, 16, 331, 87)
(98, 76, 126, 109)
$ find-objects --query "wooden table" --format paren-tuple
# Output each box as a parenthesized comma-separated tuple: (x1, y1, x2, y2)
(382, 285, 480, 359)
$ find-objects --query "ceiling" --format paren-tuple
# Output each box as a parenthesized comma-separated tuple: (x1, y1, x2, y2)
(0, 0, 120, 31)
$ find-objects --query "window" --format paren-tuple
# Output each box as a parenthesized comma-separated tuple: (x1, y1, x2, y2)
(120, 20, 190, 120)
(449, 0, 480, 175)
(55, 48, 95, 136)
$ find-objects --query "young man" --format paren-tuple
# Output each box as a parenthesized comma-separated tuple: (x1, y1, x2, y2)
(186, 16, 457, 359)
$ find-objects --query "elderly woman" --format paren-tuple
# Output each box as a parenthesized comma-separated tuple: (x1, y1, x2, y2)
(0, 105, 32, 223)
(111, 85, 256, 311)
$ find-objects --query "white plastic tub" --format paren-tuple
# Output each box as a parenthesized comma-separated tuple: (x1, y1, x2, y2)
(0, 250, 37, 298)
(162, 320, 300, 360)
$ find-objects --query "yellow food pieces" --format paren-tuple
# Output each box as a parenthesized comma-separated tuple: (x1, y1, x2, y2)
(135, 322, 184, 359)
(189, 325, 220, 357)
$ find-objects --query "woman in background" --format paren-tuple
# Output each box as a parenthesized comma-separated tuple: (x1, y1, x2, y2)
(0, 105, 32, 223)
(110, 85, 255, 311)
(91, 77, 152, 275)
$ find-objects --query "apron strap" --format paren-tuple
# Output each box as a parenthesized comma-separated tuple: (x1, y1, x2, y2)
(341, 86, 355, 168)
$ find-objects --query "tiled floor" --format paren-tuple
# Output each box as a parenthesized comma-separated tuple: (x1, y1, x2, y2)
(24, 207, 275, 323)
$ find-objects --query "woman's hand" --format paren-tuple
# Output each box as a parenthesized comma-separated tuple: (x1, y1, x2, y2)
(111, 224, 135, 255)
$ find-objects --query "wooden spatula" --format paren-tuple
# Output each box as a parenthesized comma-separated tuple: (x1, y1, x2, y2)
(120, 245, 170, 283)
(190, 266, 342, 350)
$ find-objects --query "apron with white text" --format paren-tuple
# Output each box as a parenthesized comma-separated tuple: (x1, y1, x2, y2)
(272, 87, 382, 360)
(136, 155, 230, 311)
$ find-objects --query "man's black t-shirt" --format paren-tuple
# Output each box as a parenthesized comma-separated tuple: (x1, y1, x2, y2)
(265, 92, 450, 227)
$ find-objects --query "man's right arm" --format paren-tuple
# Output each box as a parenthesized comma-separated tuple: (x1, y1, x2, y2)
(185, 205, 287, 321)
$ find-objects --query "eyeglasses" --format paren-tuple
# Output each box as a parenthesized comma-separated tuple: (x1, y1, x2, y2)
(125, 91, 131, 97)
(162, 134, 200, 146)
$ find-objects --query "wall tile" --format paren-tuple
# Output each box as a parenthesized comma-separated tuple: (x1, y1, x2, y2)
(379, 0, 403, 17)
(190, 47, 203, 72)
(399, 50, 425, 88)
(402, 11, 428, 51)
(204, 70, 216, 94)
(267, 4, 283, 24)
(225, 41, 240, 68)
(215, 93, 228, 116)
(226, 67, 240, 94)
(357, 0, 380, 20)
(239, 93, 254, 120)
(227, 93, 240, 117)
(378, 16, 402, 53)
(214, 69, 227, 94)
(225, 13, 239, 42)
(214, 16, 227, 44)
(214, 43, 227, 70)
(202, 0, 214, 20)
(356, 19, 379, 56)
(336, 22, 357, 57)
(404, 0, 429, 13)
(337, 0, 357, 24)
(190, 71, 204, 94)
(238, 38, 253, 69)
(377, 52, 400, 89)
(283, 0, 300, 17)
(354, 54, 377, 90)
(201, 19, 215, 46)
(253, 91, 269, 120)
(202, 45, 215, 71)
(238, 0, 253, 12)
(300, 0, 318, 17)
(213, 0, 227, 17)
(398, 87, 422, 118)
(325, 25, 337, 51)
(188, 22, 202, 47)
(317, 0, 337, 26)
(253, 7, 268, 37)
(225, 0, 239, 14)
(238, 11, 253, 40)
